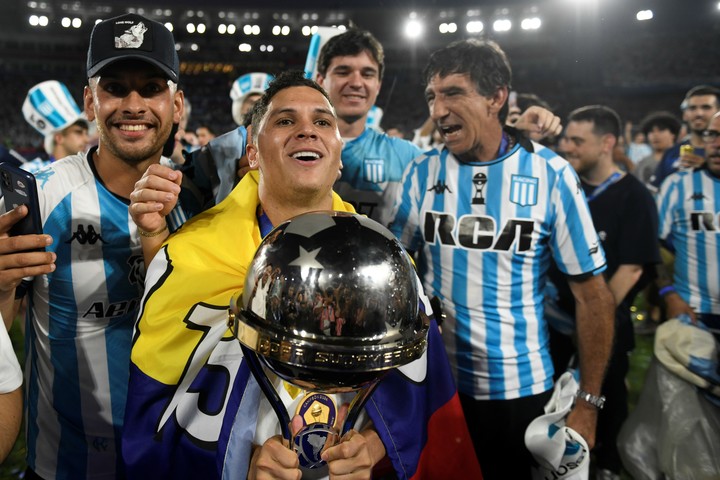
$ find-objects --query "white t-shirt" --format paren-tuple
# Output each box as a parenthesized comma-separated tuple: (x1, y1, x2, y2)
(0, 315, 22, 394)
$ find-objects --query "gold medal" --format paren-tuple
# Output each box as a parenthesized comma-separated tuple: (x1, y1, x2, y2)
(295, 392, 337, 427)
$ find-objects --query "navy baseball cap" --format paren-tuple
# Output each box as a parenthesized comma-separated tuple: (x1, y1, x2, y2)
(87, 14, 179, 83)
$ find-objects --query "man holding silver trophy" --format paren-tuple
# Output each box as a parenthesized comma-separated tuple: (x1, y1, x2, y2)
(123, 71, 481, 479)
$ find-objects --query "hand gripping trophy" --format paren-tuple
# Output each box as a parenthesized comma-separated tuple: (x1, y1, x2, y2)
(228, 211, 429, 469)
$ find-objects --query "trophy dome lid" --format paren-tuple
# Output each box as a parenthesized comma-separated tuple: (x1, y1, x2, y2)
(231, 211, 428, 391)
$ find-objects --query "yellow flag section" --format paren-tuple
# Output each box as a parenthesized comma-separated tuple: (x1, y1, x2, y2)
(131, 170, 355, 385)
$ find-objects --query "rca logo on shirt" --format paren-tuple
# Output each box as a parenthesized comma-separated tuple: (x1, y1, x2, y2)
(423, 211, 535, 252)
(690, 211, 720, 231)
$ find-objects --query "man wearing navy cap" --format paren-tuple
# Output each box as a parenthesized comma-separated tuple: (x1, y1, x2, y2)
(0, 13, 184, 479)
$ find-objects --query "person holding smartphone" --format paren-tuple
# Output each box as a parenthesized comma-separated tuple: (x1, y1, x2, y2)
(0, 13, 185, 480)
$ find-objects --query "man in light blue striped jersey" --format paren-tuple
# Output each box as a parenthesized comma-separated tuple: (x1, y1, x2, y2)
(657, 110, 720, 342)
(0, 12, 184, 480)
(388, 39, 615, 479)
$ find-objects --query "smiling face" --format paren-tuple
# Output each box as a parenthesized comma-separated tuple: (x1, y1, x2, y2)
(247, 86, 343, 209)
(425, 72, 506, 163)
(562, 120, 614, 178)
(85, 59, 183, 166)
(317, 50, 381, 133)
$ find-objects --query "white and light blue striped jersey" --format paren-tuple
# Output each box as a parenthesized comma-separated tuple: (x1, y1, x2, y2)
(389, 138, 606, 401)
(657, 169, 720, 315)
(23, 148, 144, 479)
(21, 157, 52, 175)
(335, 127, 422, 226)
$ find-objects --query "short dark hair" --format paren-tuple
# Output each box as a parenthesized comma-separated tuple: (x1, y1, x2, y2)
(196, 125, 215, 135)
(684, 84, 720, 106)
(424, 39, 512, 123)
(567, 105, 622, 139)
(250, 70, 332, 142)
(317, 29, 385, 80)
(639, 111, 681, 138)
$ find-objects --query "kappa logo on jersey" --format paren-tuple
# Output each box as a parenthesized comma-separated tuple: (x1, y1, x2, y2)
(690, 192, 707, 201)
(690, 211, 720, 231)
(92, 437, 109, 452)
(423, 210, 534, 252)
(363, 158, 385, 183)
(158, 303, 243, 446)
(35, 168, 55, 188)
(510, 175, 539, 207)
(66, 224, 107, 245)
(428, 180, 451, 194)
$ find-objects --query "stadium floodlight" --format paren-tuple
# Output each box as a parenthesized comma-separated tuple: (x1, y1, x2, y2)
(190, 43, 198, 51)
(61, 17, 71, 28)
(493, 19, 512, 32)
(267, 45, 274, 52)
(165, 22, 173, 32)
(404, 18, 423, 39)
(302, 25, 311, 36)
(38, 15, 48, 26)
(272, 25, 281, 35)
(186, 23, 195, 33)
(197, 23, 206, 34)
(72, 17, 81, 28)
(239, 43, 252, 52)
(227, 24, 236, 34)
(243, 24, 252, 35)
(439, 22, 458, 34)
(636, 10, 653, 21)
(281, 25, 290, 35)
(521, 17, 541, 30)
(466, 20, 484, 33)
(252, 25, 260, 35)
(218, 24, 227, 34)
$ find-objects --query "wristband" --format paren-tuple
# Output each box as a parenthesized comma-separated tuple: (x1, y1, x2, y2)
(659, 286, 676, 297)
(137, 223, 168, 238)
(576, 389, 606, 409)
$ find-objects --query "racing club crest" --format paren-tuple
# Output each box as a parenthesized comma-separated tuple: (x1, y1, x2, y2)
(363, 158, 385, 183)
(510, 174, 539, 207)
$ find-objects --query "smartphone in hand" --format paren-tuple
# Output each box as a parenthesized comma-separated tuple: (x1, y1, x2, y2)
(0, 162, 43, 237)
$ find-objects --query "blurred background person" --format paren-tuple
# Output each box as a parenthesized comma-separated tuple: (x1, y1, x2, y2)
(633, 111, 682, 186)
(21, 80, 90, 173)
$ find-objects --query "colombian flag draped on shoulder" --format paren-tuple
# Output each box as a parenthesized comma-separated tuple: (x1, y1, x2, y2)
(122, 171, 481, 479)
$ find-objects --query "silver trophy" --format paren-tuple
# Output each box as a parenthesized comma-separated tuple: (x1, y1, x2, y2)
(228, 211, 428, 469)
